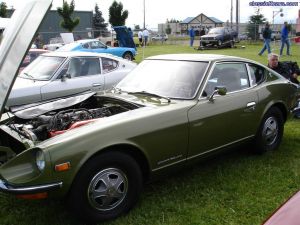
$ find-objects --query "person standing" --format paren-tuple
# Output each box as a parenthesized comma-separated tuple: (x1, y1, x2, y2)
(258, 22, 272, 56)
(142, 28, 149, 46)
(138, 30, 143, 46)
(189, 27, 195, 47)
(280, 22, 291, 56)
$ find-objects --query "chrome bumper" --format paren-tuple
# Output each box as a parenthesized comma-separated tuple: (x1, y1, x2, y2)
(0, 179, 62, 194)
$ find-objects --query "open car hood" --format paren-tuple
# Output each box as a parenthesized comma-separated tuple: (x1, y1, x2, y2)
(113, 26, 136, 49)
(0, 0, 52, 120)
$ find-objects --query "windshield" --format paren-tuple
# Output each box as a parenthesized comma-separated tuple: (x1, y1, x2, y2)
(117, 59, 208, 99)
(19, 55, 65, 80)
(208, 28, 223, 35)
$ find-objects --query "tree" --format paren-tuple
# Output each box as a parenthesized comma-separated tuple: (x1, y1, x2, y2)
(165, 24, 171, 35)
(246, 8, 267, 41)
(93, 4, 108, 37)
(134, 24, 140, 30)
(0, 2, 7, 18)
(57, 0, 80, 32)
(108, 1, 128, 26)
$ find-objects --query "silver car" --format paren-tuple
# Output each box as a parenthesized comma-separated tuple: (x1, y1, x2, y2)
(7, 51, 137, 106)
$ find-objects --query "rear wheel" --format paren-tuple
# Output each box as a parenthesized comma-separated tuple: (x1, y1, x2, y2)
(254, 107, 284, 154)
(122, 52, 133, 61)
(68, 152, 143, 223)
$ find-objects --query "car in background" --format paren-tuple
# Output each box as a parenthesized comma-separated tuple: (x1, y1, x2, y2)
(57, 39, 136, 61)
(262, 190, 300, 225)
(259, 30, 281, 41)
(19, 48, 49, 72)
(8, 51, 136, 106)
(200, 27, 238, 47)
(238, 32, 250, 41)
(151, 34, 168, 41)
(43, 37, 64, 50)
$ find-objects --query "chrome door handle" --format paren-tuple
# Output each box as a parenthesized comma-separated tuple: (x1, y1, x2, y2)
(92, 83, 102, 87)
(245, 102, 256, 112)
(246, 102, 256, 108)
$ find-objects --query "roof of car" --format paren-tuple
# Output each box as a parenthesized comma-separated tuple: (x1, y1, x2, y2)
(146, 54, 251, 62)
(41, 51, 121, 59)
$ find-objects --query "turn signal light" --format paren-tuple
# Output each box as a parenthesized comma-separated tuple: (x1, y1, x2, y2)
(55, 162, 71, 172)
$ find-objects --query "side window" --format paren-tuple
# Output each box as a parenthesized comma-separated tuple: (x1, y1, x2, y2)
(101, 57, 119, 73)
(90, 41, 105, 49)
(82, 43, 90, 49)
(203, 63, 250, 96)
(248, 64, 265, 85)
(62, 57, 101, 78)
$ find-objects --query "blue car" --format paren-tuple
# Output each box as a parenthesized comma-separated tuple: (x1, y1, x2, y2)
(57, 39, 136, 61)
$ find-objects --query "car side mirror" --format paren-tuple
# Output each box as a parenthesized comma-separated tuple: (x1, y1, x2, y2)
(61, 73, 71, 81)
(208, 86, 227, 102)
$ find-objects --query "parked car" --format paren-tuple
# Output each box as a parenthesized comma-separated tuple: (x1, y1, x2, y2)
(19, 48, 49, 72)
(262, 190, 300, 225)
(238, 32, 250, 41)
(259, 30, 281, 41)
(57, 39, 136, 61)
(43, 37, 64, 50)
(0, 1, 299, 224)
(8, 51, 136, 106)
(200, 27, 238, 47)
(151, 34, 168, 41)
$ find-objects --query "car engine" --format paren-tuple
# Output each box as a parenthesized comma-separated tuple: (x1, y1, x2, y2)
(9, 107, 115, 142)
(0, 94, 142, 163)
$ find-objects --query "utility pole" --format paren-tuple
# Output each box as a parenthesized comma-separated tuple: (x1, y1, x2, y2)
(143, 0, 145, 29)
(236, 0, 239, 33)
(230, 0, 233, 28)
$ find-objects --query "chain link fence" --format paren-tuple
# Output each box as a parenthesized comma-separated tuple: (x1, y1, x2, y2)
(33, 23, 299, 49)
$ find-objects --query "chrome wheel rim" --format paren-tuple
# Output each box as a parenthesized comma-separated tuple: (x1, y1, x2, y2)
(88, 168, 128, 211)
(262, 116, 278, 146)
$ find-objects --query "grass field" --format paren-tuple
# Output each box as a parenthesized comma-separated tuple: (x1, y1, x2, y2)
(0, 42, 300, 225)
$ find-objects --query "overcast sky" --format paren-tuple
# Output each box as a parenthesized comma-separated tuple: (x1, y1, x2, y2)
(3, 0, 299, 29)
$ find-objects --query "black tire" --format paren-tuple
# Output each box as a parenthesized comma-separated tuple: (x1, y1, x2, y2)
(68, 151, 143, 223)
(254, 107, 284, 154)
(122, 52, 133, 61)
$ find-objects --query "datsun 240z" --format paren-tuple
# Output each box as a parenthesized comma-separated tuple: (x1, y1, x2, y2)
(0, 0, 299, 223)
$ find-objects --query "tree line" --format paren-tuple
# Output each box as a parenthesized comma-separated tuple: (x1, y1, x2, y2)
(0, 0, 129, 34)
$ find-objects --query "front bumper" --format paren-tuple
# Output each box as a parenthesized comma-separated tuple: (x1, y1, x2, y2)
(0, 179, 62, 194)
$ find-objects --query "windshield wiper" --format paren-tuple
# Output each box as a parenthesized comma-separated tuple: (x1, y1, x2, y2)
(23, 73, 36, 82)
(128, 91, 171, 103)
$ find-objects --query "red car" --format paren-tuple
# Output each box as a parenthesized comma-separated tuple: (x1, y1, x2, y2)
(262, 191, 300, 225)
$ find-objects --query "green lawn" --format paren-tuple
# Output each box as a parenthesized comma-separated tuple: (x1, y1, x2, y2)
(0, 43, 300, 225)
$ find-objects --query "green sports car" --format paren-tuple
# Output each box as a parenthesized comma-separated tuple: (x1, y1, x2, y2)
(0, 0, 299, 223)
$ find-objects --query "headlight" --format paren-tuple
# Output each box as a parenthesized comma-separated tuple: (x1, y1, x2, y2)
(36, 150, 45, 171)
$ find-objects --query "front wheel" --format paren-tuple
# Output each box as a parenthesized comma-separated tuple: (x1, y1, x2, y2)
(68, 152, 143, 223)
(254, 107, 284, 154)
(122, 52, 133, 61)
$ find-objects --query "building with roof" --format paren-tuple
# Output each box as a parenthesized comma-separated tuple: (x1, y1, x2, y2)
(158, 13, 223, 36)
(180, 13, 223, 35)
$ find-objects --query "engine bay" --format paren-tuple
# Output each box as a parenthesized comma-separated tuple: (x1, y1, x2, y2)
(0, 93, 141, 161)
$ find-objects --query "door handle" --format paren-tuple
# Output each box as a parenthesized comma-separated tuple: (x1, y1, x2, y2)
(92, 83, 102, 87)
(245, 102, 256, 112)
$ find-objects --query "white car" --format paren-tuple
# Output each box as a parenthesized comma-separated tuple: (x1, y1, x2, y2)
(7, 51, 137, 107)
(151, 34, 168, 41)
